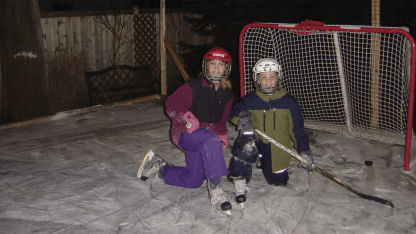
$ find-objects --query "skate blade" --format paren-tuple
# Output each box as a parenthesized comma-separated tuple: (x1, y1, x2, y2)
(221, 210, 231, 216)
(137, 150, 155, 179)
(239, 202, 245, 209)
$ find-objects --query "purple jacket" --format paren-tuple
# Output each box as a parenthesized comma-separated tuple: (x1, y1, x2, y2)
(165, 77, 233, 146)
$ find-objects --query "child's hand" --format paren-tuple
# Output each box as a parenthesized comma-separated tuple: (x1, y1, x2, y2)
(298, 150, 314, 174)
(183, 111, 199, 133)
(238, 111, 253, 130)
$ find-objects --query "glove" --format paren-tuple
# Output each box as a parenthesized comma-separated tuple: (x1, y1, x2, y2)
(238, 111, 253, 130)
(218, 134, 229, 151)
(298, 150, 314, 174)
(183, 111, 199, 133)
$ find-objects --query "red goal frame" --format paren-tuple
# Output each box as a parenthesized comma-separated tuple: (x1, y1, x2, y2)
(239, 22, 416, 171)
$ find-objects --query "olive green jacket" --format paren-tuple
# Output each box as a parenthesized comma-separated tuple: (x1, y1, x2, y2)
(230, 89, 310, 172)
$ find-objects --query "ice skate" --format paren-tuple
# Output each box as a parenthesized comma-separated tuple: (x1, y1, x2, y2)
(137, 150, 167, 182)
(209, 187, 232, 216)
(234, 179, 249, 209)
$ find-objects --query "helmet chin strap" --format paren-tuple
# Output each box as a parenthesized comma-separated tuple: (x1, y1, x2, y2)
(207, 75, 224, 83)
(257, 81, 281, 95)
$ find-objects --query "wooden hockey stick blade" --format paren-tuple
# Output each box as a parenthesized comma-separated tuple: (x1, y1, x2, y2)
(313, 165, 394, 208)
(164, 36, 190, 81)
(253, 129, 394, 208)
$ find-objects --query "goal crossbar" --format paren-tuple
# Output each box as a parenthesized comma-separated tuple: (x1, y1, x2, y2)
(239, 22, 416, 171)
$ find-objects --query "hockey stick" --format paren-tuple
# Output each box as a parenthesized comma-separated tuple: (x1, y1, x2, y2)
(254, 129, 394, 208)
(164, 36, 190, 81)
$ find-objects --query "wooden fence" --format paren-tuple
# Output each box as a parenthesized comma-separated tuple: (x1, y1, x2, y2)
(0, 9, 213, 117)
(40, 9, 213, 72)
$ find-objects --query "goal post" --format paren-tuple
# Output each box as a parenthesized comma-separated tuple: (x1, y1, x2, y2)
(239, 21, 416, 171)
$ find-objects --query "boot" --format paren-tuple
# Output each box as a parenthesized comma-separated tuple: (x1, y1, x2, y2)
(234, 179, 249, 209)
(137, 150, 171, 182)
(209, 186, 232, 216)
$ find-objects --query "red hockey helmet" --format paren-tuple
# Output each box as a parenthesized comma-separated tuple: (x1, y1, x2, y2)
(203, 47, 232, 62)
(202, 47, 232, 83)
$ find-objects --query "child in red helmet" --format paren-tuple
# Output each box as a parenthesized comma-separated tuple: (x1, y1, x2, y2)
(137, 47, 234, 216)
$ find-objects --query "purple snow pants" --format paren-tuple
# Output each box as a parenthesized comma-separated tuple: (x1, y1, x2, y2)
(164, 128, 228, 189)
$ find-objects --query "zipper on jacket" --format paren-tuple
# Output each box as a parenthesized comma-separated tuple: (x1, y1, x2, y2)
(273, 108, 276, 131)
(263, 110, 266, 132)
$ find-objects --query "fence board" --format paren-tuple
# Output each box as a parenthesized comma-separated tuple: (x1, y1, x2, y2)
(65, 17, 74, 49)
(80, 16, 88, 65)
(59, 17, 67, 50)
(73, 17, 82, 53)
(121, 14, 134, 66)
(100, 18, 107, 68)
(41, 18, 51, 53)
(95, 18, 103, 70)
(124, 15, 134, 66)
(51, 17, 60, 52)
(87, 16, 96, 70)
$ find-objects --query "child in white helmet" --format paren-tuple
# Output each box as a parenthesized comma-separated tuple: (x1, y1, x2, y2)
(227, 58, 313, 208)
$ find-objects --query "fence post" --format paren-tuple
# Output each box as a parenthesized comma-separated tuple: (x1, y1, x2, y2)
(370, 0, 380, 128)
(371, 0, 380, 27)
(133, 2, 139, 67)
(160, 0, 166, 95)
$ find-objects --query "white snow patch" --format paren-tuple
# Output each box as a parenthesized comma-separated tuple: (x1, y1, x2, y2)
(51, 112, 70, 120)
(14, 51, 38, 59)
(323, 139, 338, 145)
(375, 187, 393, 193)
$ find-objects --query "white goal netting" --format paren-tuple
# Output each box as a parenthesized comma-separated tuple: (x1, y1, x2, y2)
(239, 23, 416, 169)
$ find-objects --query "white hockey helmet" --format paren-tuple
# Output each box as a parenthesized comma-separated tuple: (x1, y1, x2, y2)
(253, 58, 282, 95)
(202, 47, 232, 83)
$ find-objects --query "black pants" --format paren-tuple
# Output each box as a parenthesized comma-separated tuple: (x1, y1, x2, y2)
(255, 139, 289, 185)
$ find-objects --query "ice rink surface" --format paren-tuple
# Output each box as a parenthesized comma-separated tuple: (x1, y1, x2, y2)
(0, 97, 415, 234)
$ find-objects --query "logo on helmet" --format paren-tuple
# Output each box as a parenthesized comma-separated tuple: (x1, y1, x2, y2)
(213, 53, 225, 57)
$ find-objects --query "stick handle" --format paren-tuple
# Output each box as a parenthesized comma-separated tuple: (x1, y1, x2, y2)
(164, 36, 190, 81)
(254, 129, 310, 165)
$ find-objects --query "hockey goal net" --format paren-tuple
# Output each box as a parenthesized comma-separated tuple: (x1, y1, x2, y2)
(239, 21, 416, 170)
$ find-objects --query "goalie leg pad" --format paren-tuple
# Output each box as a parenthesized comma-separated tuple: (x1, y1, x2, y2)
(227, 133, 260, 183)
(227, 156, 252, 183)
(231, 134, 259, 163)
